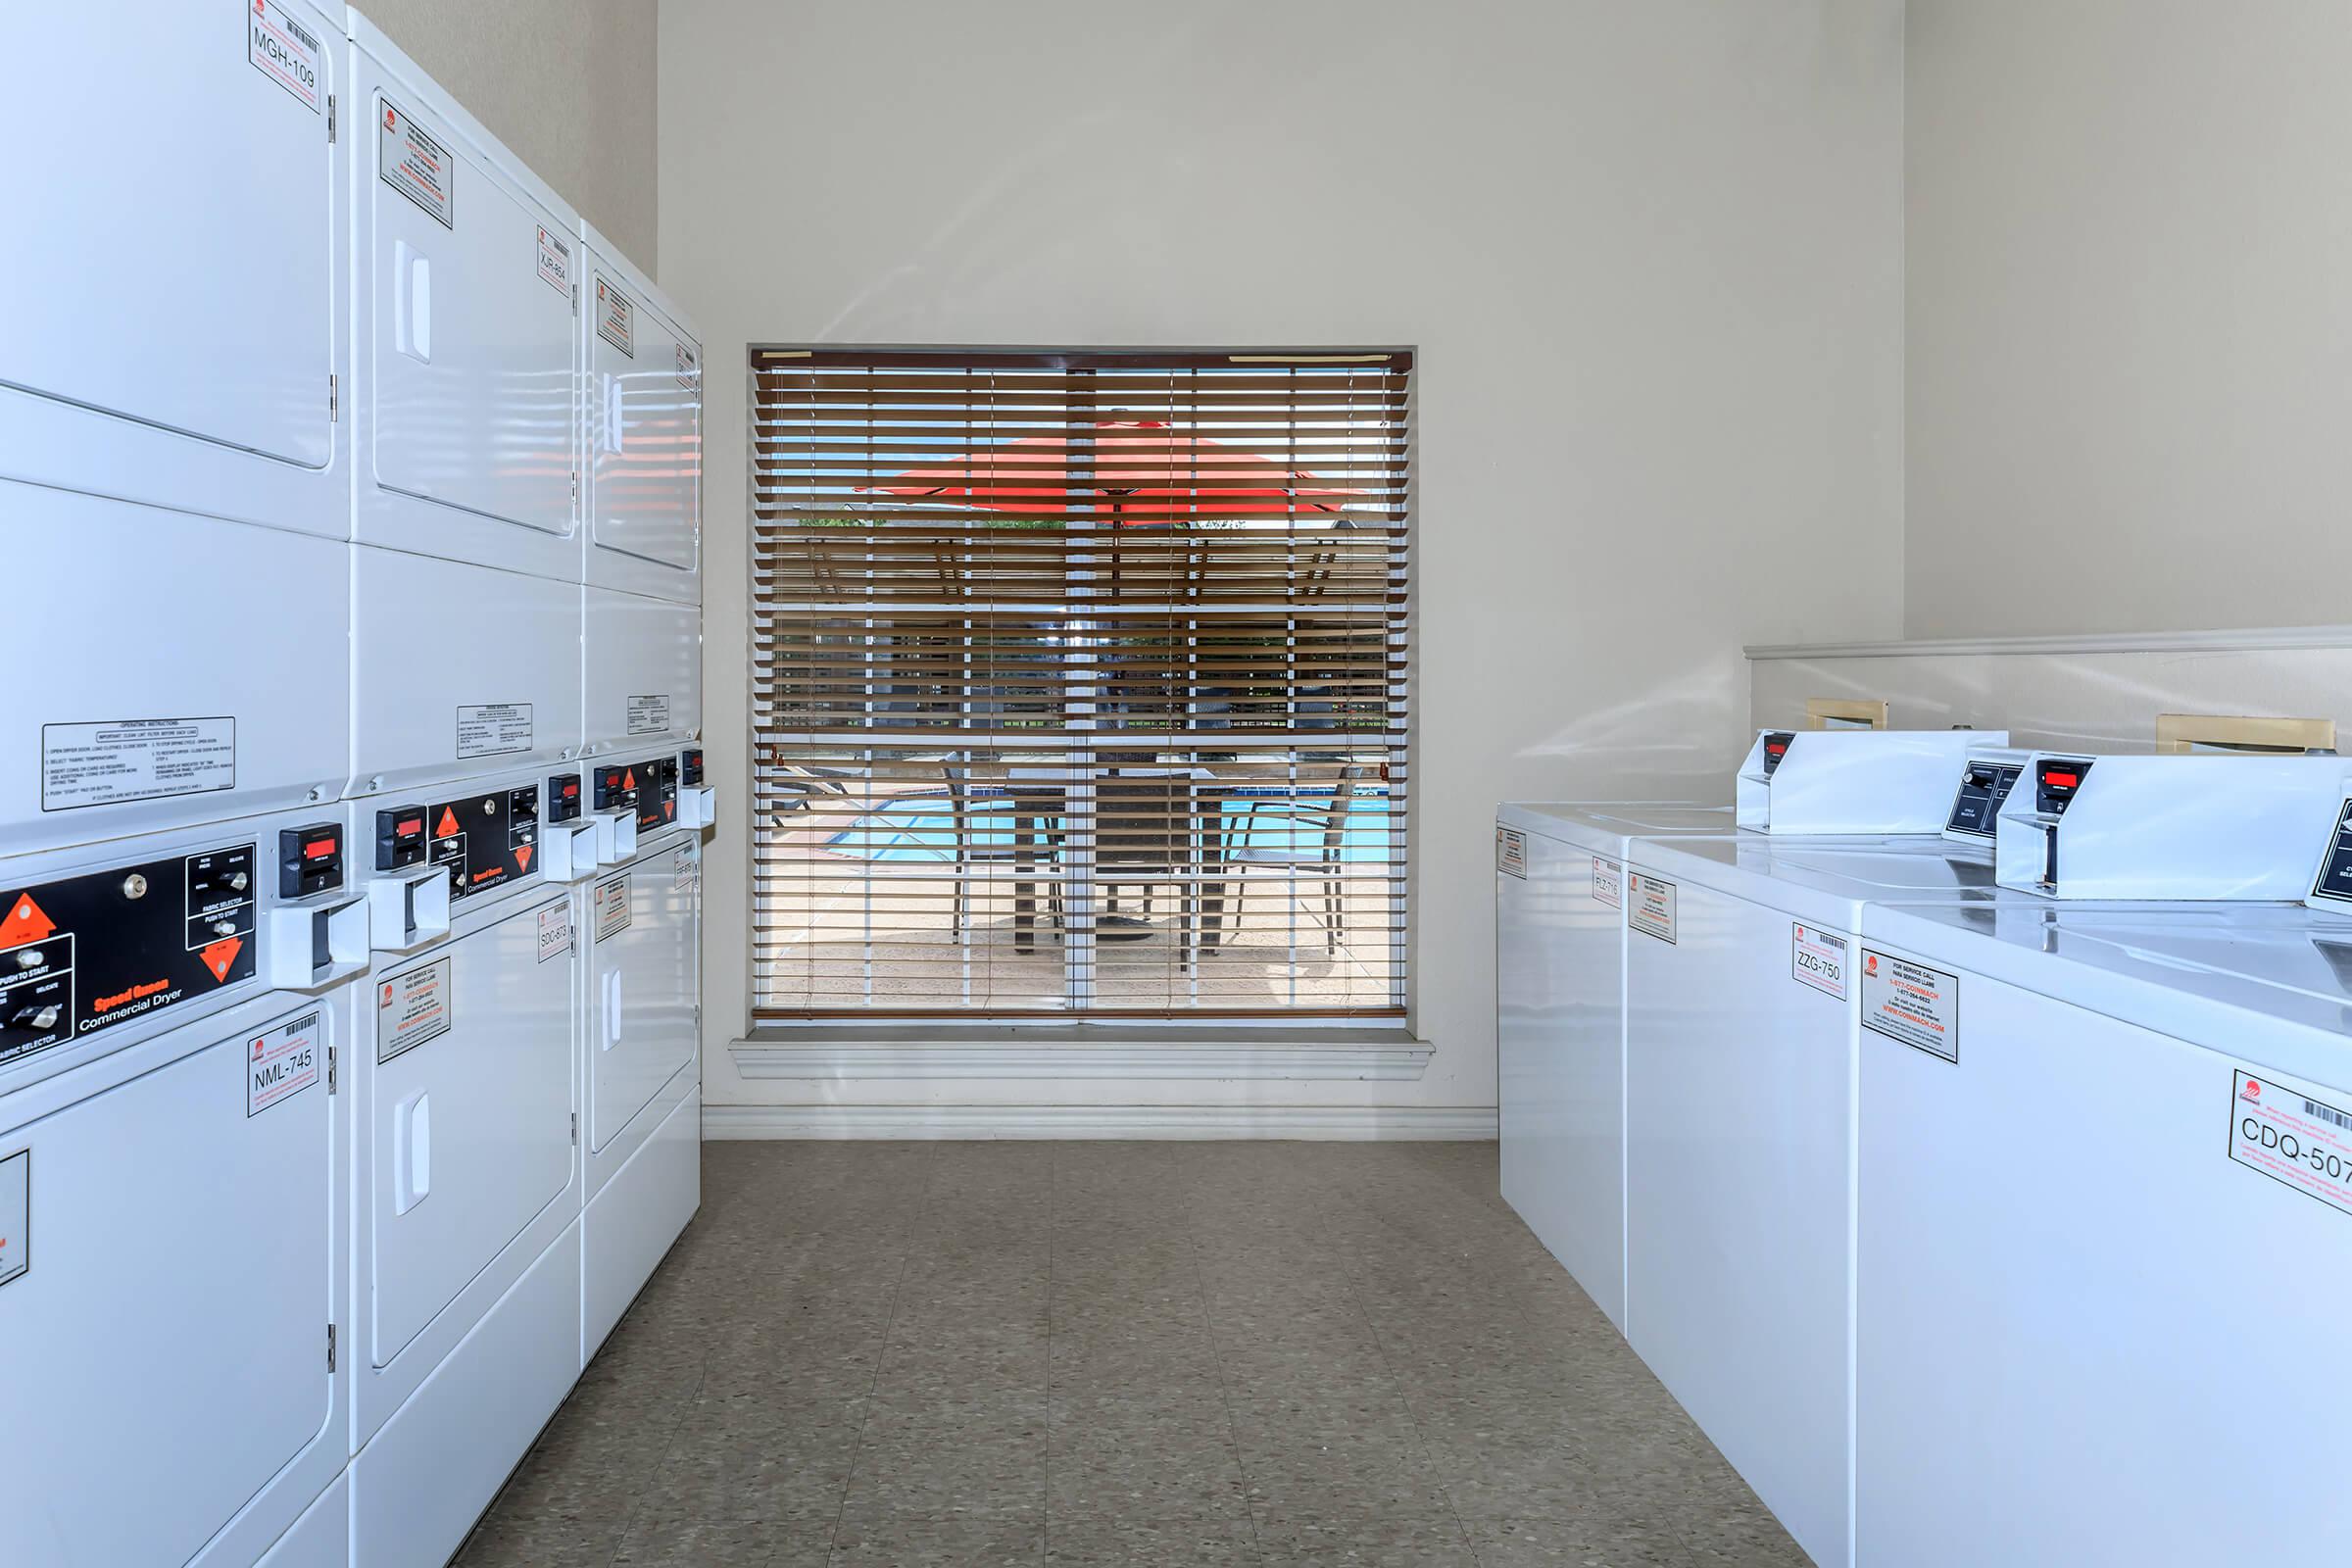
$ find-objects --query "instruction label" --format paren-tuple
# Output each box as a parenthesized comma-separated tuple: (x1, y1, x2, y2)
(1861, 950, 1957, 1061)
(248, 0, 322, 111)
(1591, 856, 1622, 909)
(2231, 1069, 2352, 1220)
(42, 717, 235, 811)
(377, 958, 451, 1064)
(594, 874, 631, 940)
(1791, 923, 1848, 1000)
(0, 1150, 25, 1290)
(380, 99, 455, 228)
(596, 278, 634, 356)
(247, 1011, 321, 1116)
(536, 225, 571, 294)
(1495, 827, 1526, 879)
(536, 901, 573, 963)
(626, 694, 672, 736)
(456, 703, 533, 760)
(1627, 873, 1676, 945)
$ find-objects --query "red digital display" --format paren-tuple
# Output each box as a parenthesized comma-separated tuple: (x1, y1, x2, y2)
(396, 818, 421, 835)
(303, 836, 337, 859)
(2044, 771, 2079, 788)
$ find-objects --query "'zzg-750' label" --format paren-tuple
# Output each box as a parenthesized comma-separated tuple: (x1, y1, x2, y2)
(2232, 1069, 2352, 1219)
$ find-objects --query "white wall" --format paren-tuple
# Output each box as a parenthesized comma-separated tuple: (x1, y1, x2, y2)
(363, 0, 661, 273)
(1906, 0, 2352, 639)
(660, 0, 1906, 1130)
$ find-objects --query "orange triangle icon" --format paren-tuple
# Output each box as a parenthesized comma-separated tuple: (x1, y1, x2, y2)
(514, 845, 534, 872)
(200, 937, 243, 982)
(2, 893, 55, 948)
(436, 807, 461, 839)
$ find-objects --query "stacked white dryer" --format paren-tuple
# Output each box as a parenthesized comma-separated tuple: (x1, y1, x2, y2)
(0, 5, 362, 1564)
(0, 7, 706, 1564)
(574, 224, 709, 1362)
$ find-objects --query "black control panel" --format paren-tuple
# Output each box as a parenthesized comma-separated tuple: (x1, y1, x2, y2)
(2034, 758, 2093, 816)
(680, 748, 704, 788)
(1, 845, 261, 1067)
(592, 761, 637, 814)
(548, 772, 583, 824)
(2311, 799, 2352, 908)
(425, 785, 542, 903)
(279, 822, 345, 899)
(1944, 760, 2024, 840)
(634, 757, 679, 834)
(376, 805, 428, 870)
(1759, 731, 1795, 778)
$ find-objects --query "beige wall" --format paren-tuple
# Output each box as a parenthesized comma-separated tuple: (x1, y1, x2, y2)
(661, 0, 1906, 1125)
(1906, 0, 2352, 639)
(363, 0, 661, 273)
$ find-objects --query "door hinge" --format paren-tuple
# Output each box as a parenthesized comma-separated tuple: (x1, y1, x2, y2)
(326, 1043, 337, 1096)
(326, 1323, 338, 1373)
(327, 94, 337, 143)
(570, 1111, 578, 1145)
(570, 470, 579, 504)
(571, 282, 580, 316)
(328, 373, 339, 422)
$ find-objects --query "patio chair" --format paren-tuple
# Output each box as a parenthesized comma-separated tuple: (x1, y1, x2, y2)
(941, 765, 1062, 940)
(1221, 771, 1361, 957)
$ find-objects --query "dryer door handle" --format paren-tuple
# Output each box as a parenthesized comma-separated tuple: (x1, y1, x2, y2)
(602, 968, 623, 1051)
(394, 1092, 432, 1215)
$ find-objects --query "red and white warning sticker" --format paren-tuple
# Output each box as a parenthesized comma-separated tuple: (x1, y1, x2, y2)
(1494, 827, 1526, 879)
(248, 1010, 321, 1116)
(1860, 949, 1956, 1061)
(377, 957, 452, 1064)
(381, 99, 456, 228)
(1627, 873, 1675, 944)
(248, 0, 323, 112)
(2231, 1069, 2352, 1220)
(596, 279, 635, 357)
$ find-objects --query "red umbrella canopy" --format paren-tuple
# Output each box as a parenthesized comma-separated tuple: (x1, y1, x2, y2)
(868, 419, 1360, 522)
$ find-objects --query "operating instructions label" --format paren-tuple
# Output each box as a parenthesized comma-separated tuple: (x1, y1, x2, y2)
(1495, 827, 1526, 879)
(1861, 950, 1957, 1061)
(377, 958, 451, 1064)
(2231, 1069, 2352, 1220)
(626, 695, 671, 736)
(456, 704, 532, 760)
(1791, 923, 1848, 1000)
(1627, 873, 1676, 944)
(1591, 856, 1622, 909)
(42, 717, 235, 811)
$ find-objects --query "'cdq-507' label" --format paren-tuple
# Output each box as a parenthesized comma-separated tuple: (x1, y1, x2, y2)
(2232, 1069, 2352, 1220)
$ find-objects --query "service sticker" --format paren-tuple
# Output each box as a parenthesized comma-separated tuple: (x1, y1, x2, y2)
(594, 874, 632, 939)
(1791, 923, 1847, 1000)
(596, 279, 634, 356)
(1860, 949, 1957, 1061)
(380, 99, 456, 228)
(377, 958, 452, 1064)
(2231, 1070, 2352, 1219)
(1495, 827, 1526, 879)
(248, 1011, 321, 1116)
(1627, 873, 1676, 944)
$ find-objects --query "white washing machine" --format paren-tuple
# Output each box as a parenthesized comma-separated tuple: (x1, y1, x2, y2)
(579, 225, 703, 762)
(1737, 728, 2000, 834)
(340, 760, 599, 1568)
(347, 12, 586, 800)
(0, 815, 364, 1568)
(1494, 803, 1735, 1334)
(0, 0, 349, 537)
(578, 752, 705, 1359)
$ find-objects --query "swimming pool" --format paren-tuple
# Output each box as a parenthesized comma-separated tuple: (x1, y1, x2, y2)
(825, 791, 1394, 863)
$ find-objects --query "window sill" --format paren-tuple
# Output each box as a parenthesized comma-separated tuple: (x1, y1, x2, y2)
(728, 1025, 1433, 1081)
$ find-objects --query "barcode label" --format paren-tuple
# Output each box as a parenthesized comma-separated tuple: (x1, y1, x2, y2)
(2307, 1099, 2352, 1134)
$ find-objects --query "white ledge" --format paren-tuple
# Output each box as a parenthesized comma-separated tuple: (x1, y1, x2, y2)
(729, 1027, 1433, 1081)
(1744, 624, 2352, 662)
(705, 1102, 1492, 1140)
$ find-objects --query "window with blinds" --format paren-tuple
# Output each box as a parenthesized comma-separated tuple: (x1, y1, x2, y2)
(751, 348, 1411, 1020)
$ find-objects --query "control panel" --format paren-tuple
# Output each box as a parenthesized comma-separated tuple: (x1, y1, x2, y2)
(2034, 758, 2093, 816)
(1759, 732, 1794, 778)
(679, 748, 704, 788)
(548, 771, 584, 824)
(421, 784, 542, 903)
(1, 844, 262, 1067)
(278, 823, 345, 900)
(2311, 799, 2352, 910)
(1944, 760, 2024, 840)
(633, 757, 678, 834)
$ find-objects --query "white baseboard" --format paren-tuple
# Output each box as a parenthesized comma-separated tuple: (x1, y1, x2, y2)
(729, 1035, 1433, 1081)
(701, 1102, 1497, 1141)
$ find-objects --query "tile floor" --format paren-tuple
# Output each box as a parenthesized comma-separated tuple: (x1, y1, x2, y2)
(458, 1142, 1806, 1567)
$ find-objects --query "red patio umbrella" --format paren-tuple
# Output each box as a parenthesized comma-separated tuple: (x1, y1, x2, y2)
(867, 419, 1361, 524)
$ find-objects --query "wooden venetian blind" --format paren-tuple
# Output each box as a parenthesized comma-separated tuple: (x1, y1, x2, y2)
(751, 348, 1412, 1019)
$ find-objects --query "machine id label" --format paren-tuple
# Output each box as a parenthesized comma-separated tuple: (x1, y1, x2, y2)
(0, 1150, 26, 1290)
(2231, 1069, 2352, 1220)
(248, 0, 323, 112)
(380, 99, 456, 228)
(1494, 827, 1526, 879)
(1591, 856, 1622, 908)
(1791, 923, 1848, 1000)
(594, 874, 632, 939)
(675, 851, 700, 897)
(248, 1012, 320, 1116)
(1627, 873, 1676, 944)
(536, 902, 573, 962)
(377, 958, 451, 1064)
(536, 225, 571, 294)
(456, 703, 533, 760)
(41, 717, 235, 812)
(626, 694, 672, 736)
(596, 279, 635, 356)
(1861, 950, 1957, 1061)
